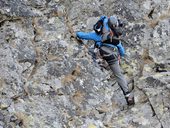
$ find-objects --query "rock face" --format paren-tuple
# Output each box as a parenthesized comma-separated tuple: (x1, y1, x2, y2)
(0, 0, 170, 128)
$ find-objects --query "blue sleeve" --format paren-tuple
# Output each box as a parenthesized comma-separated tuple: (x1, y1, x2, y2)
(76, 32, 102, 42)
(117, 42, 125, 56)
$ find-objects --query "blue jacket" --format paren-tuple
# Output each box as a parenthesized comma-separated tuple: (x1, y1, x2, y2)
(76, 16, 125, 56)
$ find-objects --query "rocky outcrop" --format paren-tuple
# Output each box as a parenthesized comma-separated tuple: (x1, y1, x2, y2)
(0, 0, 170, 128)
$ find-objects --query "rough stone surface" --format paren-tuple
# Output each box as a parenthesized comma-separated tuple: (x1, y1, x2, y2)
(0, 0, 170, 128)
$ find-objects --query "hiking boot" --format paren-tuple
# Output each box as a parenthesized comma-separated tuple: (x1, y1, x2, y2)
(125, 93, 135, 106)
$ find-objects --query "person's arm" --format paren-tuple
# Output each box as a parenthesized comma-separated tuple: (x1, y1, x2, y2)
(116, 42, 125, 56)
(76, 32, 102, 42)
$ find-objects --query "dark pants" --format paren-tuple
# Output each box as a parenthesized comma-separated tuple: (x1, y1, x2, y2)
(99, 46, 129, 95)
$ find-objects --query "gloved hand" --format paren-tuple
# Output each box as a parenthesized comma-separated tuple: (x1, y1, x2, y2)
(76, 32, 81, 39)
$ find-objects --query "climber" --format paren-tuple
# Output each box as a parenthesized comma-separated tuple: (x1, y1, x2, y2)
(76, 15, 135, 105)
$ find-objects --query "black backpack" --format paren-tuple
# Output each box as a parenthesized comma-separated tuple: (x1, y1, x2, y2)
(93, 17, 106, 35)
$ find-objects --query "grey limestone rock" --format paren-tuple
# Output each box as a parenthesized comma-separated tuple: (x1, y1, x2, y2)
(0, 0, 170, 127)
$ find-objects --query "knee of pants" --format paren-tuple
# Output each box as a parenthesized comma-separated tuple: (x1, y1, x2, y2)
(109, 61, 123, 75)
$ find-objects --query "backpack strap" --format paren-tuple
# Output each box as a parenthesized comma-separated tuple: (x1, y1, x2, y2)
(109, 29, 114, 42)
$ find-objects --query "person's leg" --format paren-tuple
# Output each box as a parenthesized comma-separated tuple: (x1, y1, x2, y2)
(99, 46, 128, 94)
(110, 61, 135, 105)
(109, 61, 129, 95)
(99, 46, 135, 105)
